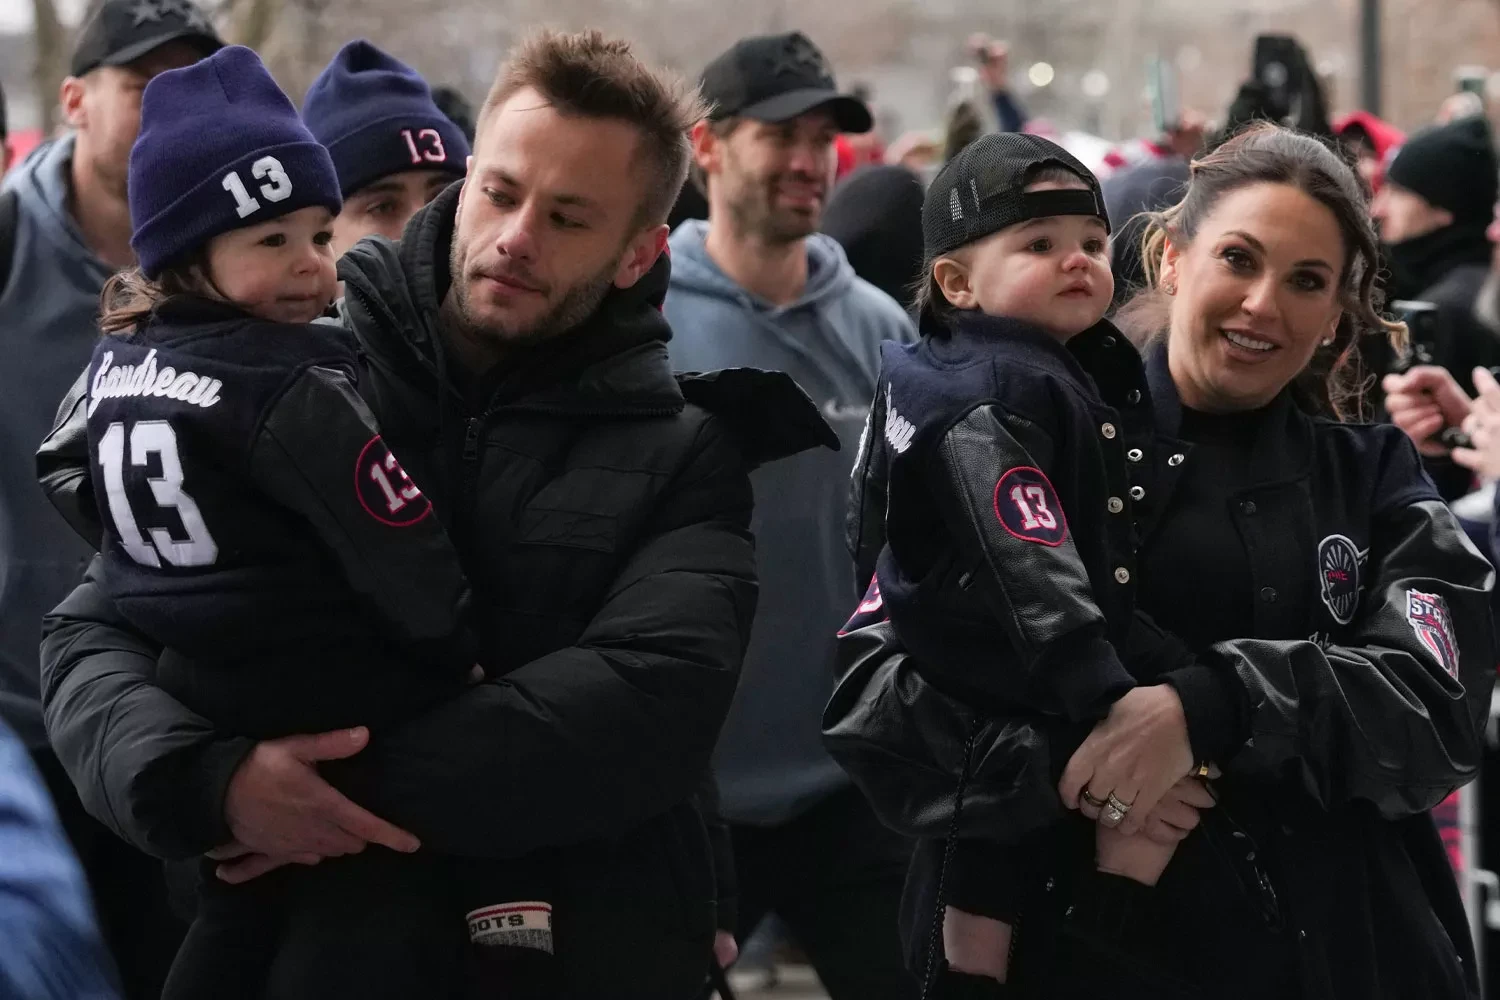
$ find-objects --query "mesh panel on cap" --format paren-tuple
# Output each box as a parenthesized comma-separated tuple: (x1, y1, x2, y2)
(922, 132, 1107, 258)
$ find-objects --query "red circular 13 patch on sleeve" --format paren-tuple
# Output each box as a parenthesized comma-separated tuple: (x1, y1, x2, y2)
(992, 467, 1068, 546)
(356, 436, 433, 527)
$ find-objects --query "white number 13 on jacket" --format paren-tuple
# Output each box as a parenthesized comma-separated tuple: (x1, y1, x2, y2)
(99, 420, 219, 568)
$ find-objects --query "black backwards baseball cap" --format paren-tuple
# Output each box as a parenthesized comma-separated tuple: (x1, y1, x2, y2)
(699, 32, 872, 134)
(70, 0, 222, 78)
(923, 132, 1109, 258)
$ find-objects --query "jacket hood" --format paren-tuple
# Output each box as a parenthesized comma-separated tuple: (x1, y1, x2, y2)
(667, 220, 855, 312)
(4, 135, 112, 282)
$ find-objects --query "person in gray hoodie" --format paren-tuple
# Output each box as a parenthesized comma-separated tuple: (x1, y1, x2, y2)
(665, 31, 917, 1000)
(0, 2, 218, 996)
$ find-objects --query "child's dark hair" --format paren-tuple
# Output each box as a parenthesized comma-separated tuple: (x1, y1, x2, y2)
(1113, 122, 1405, 420)
(98, 253, 217, 336)
(912, 162, 1094, 335)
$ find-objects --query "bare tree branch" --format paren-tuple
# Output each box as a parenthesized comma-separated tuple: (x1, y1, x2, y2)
(29, 0, 66, 133)
(224, 0, 283, 53)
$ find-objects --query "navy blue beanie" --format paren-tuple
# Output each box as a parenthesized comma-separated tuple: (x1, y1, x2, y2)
(302, 40, 470, 199)
(130, 45, 342, 278)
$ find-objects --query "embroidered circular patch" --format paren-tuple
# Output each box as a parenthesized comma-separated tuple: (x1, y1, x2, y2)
(992, 467, 1068, 546)
(1317, 533, 1361, 625)
(355, 435, 433, 527)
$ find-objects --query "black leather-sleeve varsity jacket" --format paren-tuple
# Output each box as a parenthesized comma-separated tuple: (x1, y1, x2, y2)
(844, 314, 1185, 725)
(38, 297, 475, 736)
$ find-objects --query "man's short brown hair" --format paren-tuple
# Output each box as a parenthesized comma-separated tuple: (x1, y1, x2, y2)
(480, 29, 706, 228)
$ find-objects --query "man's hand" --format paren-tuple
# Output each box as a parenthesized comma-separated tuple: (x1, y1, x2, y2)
(1059, 686, 1194, 837)
(1383, 366, 1473, 457)
(1454, 367, 1500, 477)
(222, 727, 419, 875)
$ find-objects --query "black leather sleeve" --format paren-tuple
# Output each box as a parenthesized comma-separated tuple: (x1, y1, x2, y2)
(823, 617, 1087, 843)
(928, 405, 1134, 720)
(847, 381, 890, 592)
(249, 365, 475, 655)
(1214, 498, 1496, 817)
(36, 368, 102, 550)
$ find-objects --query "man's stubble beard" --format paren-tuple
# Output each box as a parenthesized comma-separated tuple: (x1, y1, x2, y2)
(445, 236, 622, 358)
(724, 169, 818, 246)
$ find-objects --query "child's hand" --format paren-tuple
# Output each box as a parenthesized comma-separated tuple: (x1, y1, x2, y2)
(942, 906, 1013, 981)
(1096, 822, 1182, 887)
(1136, 776, 1215, 846)
(713, 930, 738, 969)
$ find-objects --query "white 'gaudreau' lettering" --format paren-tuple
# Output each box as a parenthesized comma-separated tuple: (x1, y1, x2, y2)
(88, 350, 223, 417)
(884, 383, 916, 454)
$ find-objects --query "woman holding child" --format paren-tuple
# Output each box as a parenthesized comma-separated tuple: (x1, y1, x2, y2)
(827, 123, 1495, 999)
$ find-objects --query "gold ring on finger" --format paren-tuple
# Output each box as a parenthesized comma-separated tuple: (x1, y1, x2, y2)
(1106, 792, 1133, 814)
(1081, 789, 1107, 809)
(1101, 803, 1126, 828)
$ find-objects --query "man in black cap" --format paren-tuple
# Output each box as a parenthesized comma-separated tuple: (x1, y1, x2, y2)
(664, 30, 917, 1000)
(0, 2, 219, 996)
(1371, 116, 1500, 499)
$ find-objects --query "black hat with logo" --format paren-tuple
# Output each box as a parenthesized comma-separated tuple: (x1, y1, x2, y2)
(923, 131, 1108, 258)
(70, 0, 222, 78)
(699, 32, 872, 134)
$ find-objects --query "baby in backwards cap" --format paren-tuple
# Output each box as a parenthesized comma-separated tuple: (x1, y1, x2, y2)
(842, 133, 1202, 995)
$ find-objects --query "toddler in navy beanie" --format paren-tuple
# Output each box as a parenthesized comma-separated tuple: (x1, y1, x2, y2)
(129, 44, 343, 287)
(87, 43, 554, 1000)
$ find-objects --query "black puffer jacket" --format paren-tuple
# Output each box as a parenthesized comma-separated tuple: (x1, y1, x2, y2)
(36, 184, 835, 998)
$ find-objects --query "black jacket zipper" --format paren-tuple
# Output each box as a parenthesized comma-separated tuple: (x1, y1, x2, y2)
(454, 416, 484, 546)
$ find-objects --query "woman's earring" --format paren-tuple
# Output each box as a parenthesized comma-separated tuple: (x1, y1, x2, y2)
(1321, 338, 1334, 346)
(1163, 283, 1176, 295)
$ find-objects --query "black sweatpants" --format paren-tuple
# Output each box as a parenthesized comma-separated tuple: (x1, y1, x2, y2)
(163, 847, 559, 1000)
(32, 747, 187, 1000)
(730, 785, 918, 1000)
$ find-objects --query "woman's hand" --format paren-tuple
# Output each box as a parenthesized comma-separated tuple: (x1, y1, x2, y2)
(1059, 686, 1194, 836)
(1453, 367, 1500, 478)
(1383, 366, 1473, 457)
